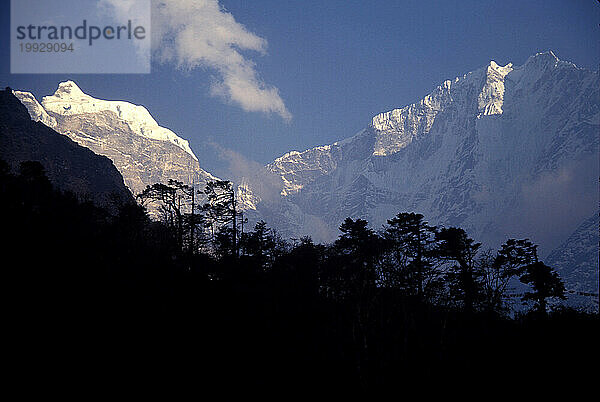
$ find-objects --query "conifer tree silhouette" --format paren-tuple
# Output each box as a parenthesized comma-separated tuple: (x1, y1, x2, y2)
(519, 261, 567, 315)
(436, 227, 482, 314)
(383, 212, 441, 299)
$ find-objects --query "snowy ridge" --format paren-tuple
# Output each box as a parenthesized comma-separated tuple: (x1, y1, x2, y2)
(14, 81, 218, 202)
(40, 81, 198, 161)
(268, 143, 339, 196)
(12, 90, 57, 129)
(369, 59, 514, 157)
(237, 178, 260, 211)
(258, 50, 599, 260)
(477, 61, 513, 118)
(371, 79, 452, 156)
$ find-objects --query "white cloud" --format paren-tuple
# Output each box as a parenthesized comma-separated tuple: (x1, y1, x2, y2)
(209, 141, 283, 203)
(97, 0, 152, 69)
(503, 155, 599, 255)
(103, 0, 291, 120)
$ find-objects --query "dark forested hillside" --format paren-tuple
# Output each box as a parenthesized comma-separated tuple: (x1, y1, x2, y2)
(2, 164, 597, 394)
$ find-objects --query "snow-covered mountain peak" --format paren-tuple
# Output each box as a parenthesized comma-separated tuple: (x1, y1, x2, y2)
(370, 58, 517, 155)
(534, 49, 559, 61)
(14, 82, 220, 202)
(41, 81, 198, 160)
(487, 60, 513, 75)
(267, 143, 340, 196)
(274, 150, 302, 163)
(262, 51, 598, 259)
(477, 60, 513, 118)
(53, 80, 87, 100)
(523, 50, 561, 71)
(370, 74, 453, 156)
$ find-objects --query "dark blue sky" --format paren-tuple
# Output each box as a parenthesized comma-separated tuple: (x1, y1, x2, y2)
(1, 0, 598, 178)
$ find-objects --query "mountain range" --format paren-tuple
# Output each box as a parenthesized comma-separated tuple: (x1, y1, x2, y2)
(10, 50, 599, 299)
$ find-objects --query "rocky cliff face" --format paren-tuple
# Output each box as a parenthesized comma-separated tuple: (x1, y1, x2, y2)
(260, 52, 598, 258)
(14, 81, 217, 199)
(0, 88, 133, 207)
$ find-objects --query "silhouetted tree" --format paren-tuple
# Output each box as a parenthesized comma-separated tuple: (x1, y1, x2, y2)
(382, 212, 442, 299)
(480, 238, 539, 314)
(287, 236, 322, 296)
(4, 156, 589, 393)
(332, 218, 382, 295)
(332, 218, 384, 386)
(519, 261, 567, 315)
(436, 227, 482, 314)
(137, 179, 194, 250)
(212, 226, 236, 260)
(495, 238, 539, 271)
(241, 220, 277, 270)
(202, 180, 239, 257)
